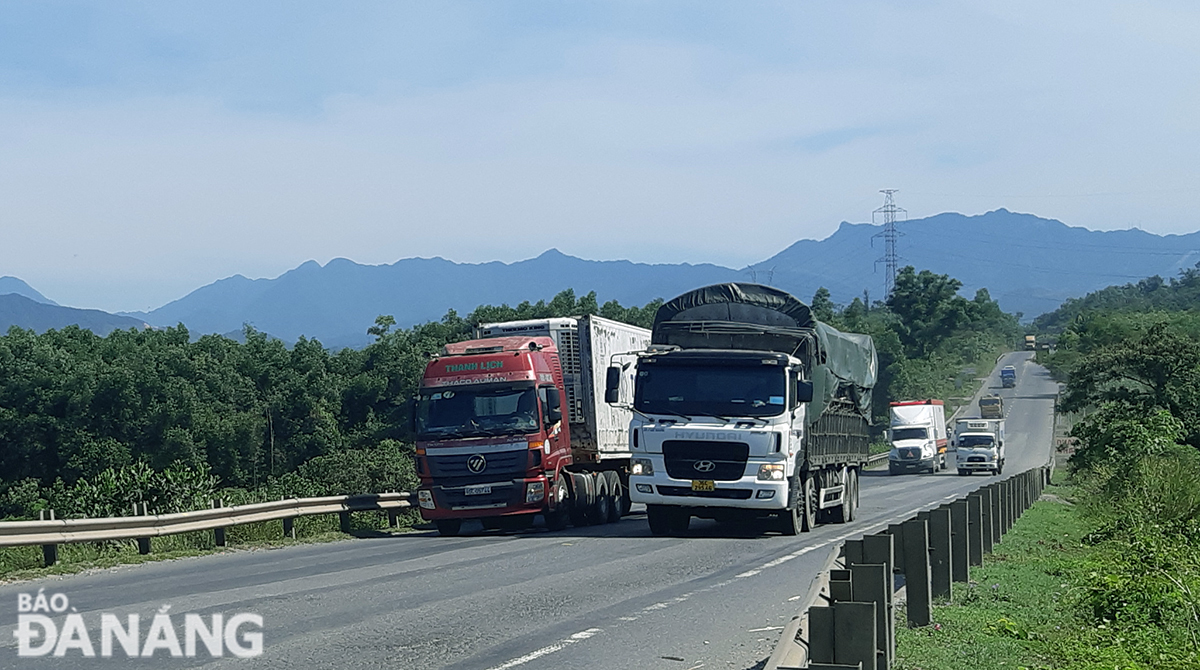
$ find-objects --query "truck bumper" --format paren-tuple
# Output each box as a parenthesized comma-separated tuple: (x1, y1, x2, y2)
(956, 459, 998, 472)
(889, 456, 937, 473)
(417, 475, 549, 520)
(629, 475, 789, 510)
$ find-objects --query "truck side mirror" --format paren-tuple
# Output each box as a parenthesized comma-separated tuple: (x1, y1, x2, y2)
(604, 366, 622, 404)
(795, 380, 814, 403)
(545, 388, 562, 425)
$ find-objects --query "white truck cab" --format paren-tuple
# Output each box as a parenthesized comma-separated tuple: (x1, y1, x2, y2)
(954, 418, 1006, 475)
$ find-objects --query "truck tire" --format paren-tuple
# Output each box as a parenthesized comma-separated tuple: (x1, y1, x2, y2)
(801, 474, 818, 532)
(588, 473, 612, 525)
(569, 472, 593, 527)
(602, 471, 622, 523)
(996, 459, 1004, 475)
(846, 467, 858, 522)
(647, 505, 672, 536)
(435, 520, 462, 536)
(829, 468, 854, 524)
(544, 474, 570, 532)
(958, 469, 969, 476)
(888, 463, 899, 476)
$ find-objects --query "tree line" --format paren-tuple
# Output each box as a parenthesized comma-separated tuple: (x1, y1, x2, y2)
(0, 273, 1019, 520)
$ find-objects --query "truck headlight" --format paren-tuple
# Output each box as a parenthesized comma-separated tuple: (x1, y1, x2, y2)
(757, 463, 786, 481)
(525, 481, 545, 503)
(418, 490, 435, 510)
(631, 458, 654, 476)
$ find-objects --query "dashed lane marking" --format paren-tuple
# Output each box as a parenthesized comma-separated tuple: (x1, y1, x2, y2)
(483, 628, 602, 670)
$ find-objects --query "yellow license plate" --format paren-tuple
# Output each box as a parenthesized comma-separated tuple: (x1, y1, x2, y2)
(691, 480, 715, 492)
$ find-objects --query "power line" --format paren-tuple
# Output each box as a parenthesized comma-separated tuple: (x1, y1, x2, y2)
(872, 189, 906, 297)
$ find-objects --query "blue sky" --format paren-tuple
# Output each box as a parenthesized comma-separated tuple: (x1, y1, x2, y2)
(2, 1, 1198, 311)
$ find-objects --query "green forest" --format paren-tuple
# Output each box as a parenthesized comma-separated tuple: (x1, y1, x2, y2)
(0, 272, 1018, 525)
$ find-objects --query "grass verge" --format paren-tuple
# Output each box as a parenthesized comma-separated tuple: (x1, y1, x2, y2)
(894, 474, 1199, 670)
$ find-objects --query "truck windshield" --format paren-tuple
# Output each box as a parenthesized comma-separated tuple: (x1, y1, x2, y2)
(416, 383, 539, 439)
(892, 427, 928, 441)
(634, 364, 787, 418)
(959, 435, 995, 447)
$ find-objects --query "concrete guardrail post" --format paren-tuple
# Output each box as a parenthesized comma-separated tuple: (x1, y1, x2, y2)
(965, 493, 984, 566)
(947, 500, 969, 583)
(339, 511, 352, 534)
(387, 509, 399, 528)
(919, 508, 952, 601)
(978, 488, 994, 554)
(283, 517, 296, 539)
(137, 537, 151, 555)
(901, 517, 932, 626)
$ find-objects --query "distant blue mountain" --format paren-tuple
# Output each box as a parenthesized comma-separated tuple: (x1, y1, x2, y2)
(0, 276, 57, 306)
(113, 209, 1200, 346)
(0, 293, 147, 336)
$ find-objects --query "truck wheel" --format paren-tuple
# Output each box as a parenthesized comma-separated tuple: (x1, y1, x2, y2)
(647, 505, 671, 536)
(844, 468, 854, 525)
(958, 469, 969, 476)
(801, 474, 818, 532)
(588, 473, 611, 525)
(829, 469, 853, 524)
(997, 459, 1005, 475)
(435, 520, 462, 537)
(888, 463, 899, 476)
(569, 472, 592, 527)
(602, 471, 622, 523)
(544, 474, 570, 532)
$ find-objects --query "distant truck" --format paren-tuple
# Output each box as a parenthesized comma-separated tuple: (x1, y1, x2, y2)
(1000, 365, 1017, 388)
(954, 418, 1006, 475)
(1024, 335, 1036, 350)
(887, 400, 948, 475)
(979, 394, 1003, 419)
(413, 316, 651, 536)
(609, 283, 877, 536)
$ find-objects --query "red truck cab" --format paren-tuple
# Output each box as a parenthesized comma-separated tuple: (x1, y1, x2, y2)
(414, 336, 573, 535)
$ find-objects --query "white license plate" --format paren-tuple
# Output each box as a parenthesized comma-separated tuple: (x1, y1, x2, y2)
(464, 485, 492, 496)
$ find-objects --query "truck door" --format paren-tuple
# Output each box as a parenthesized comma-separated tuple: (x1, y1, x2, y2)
(539, 385, 568, 460)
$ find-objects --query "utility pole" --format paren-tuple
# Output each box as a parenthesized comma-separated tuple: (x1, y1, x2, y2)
(872, 189, 907, 297)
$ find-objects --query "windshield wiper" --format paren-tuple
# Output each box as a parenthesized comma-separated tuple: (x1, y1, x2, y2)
(645, 408, 694, 421)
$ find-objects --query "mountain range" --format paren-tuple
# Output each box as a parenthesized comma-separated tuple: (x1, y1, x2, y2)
(5, 209, 1200, 347)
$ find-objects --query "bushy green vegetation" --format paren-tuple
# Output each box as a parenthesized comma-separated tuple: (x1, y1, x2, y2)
(0, 288, 659, 525)
(816, 266, 1021, 423)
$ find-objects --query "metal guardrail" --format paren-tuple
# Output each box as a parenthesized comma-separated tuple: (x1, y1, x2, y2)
(765, 466, 1051, 670)
(0, 492, 413, 566)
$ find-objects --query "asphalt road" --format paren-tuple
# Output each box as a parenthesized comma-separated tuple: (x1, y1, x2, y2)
(0, 351, 1056, 670)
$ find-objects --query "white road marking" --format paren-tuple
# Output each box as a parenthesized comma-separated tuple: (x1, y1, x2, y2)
(484, 628, 603, 670)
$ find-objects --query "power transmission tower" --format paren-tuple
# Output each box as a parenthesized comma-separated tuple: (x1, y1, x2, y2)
(871, 189, 907, 297)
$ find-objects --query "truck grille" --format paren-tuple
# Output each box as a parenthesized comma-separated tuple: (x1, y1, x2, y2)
(426, 449, 527, 485)
(967, 455, 987, 463)
(899, 447, 921, 460)
(662, 440, 749, 481)
(657, 486, 753, 500)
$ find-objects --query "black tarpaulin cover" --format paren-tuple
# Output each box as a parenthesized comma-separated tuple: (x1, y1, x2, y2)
(652, 283, 877, 419)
